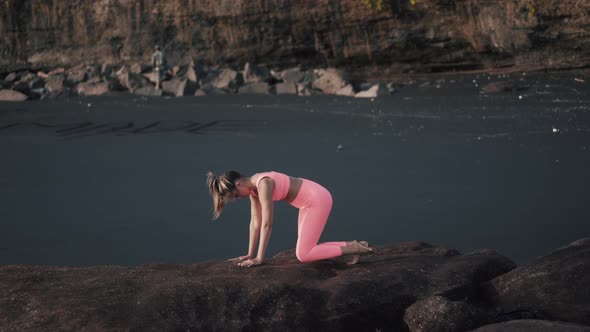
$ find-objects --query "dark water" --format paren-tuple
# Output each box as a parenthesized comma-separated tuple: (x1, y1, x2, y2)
(1, 71, 589, 266)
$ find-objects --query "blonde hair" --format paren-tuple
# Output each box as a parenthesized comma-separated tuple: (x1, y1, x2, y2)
(206, 170, 242, 220)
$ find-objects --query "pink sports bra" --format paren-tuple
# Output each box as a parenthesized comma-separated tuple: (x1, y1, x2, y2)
(254, 171, 290, 201)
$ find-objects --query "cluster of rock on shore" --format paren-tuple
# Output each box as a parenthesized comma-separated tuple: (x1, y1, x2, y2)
(1, 238, 588, 331)
(0, 62, 394, 101)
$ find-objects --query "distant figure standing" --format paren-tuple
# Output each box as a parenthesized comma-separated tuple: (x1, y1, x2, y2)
(152, 45, 166, 90)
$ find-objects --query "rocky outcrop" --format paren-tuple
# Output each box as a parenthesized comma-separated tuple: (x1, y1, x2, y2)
(1, 239, 589, 331)
(483, 238, 590, 326)
(0, 241, 514, 331)
(1, 0, 589, 77)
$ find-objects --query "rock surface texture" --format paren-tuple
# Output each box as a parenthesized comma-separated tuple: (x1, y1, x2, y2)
(1, 239, 589, 330)
(1, 0, 589, 76)
(0, 242, 514, 331)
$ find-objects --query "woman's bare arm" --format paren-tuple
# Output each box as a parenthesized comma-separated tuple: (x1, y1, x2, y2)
(247, 194, 262, 258)
(256, 178, 274, 261)
(239, 178, 274, 267)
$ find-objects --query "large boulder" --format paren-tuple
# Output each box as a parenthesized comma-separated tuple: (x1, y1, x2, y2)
(0, 89, 28, 101)
(172, 63, 198, 84)
(238, 82, 272, 94)
(312, 68, 348, 94)
(243, 62, 271, 83)
(11, 81, 31, 96)
(184, 66, 198, 83)
(279, 66, 310, 84)
(210, 69, 242, 91)
(404, 295, 490, 332)
(66, 68, 88, 86)
(484, 238, 590, 326)
(85, 65, 101, 80)
(130, 63, 149, 74)
(4, 72, 19, 82)
(355, 83, 389, 98)
(0, 242, 514, 331)
(117, 72, 151, 92)
(194, 85, 228, 96)
(162, 77, 189, 97)
(335, 84, 356, 97)
(27, 77, 45, 90)
(45, 74, 66, 93)
(76, 82, 109, 96)
(472, 319, 590, 332)
(275, 82, 298, 95)
(100, 64, 115, 80)
(0, 79, 10, 89)
(47, 67, 65, 76)
(134, 86, 163, 96)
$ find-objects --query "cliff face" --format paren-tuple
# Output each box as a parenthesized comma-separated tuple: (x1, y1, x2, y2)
(1, 0, 589, 76)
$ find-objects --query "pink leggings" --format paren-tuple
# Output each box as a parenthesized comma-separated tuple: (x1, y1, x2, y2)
(289, 178, 346, 262)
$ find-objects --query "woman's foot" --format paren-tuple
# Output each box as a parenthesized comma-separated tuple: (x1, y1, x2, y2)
(345, 240, 373, 265)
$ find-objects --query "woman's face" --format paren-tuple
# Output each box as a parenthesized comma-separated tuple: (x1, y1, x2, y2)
(233, 180, 252, 199)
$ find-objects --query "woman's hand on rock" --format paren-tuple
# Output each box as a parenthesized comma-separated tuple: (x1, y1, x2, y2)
(238, 258, 262, 267)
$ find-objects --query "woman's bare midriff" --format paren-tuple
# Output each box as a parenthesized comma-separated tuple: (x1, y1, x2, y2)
(284, 177, 303, 203)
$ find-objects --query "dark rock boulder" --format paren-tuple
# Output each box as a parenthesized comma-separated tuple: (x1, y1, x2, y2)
(100, 64, 115, 80)
(0, 242, 514, 331)
(11, 81, 32, 96)
(472, 319, 590, 332)
(404, 295, 491, 332)
(484, 238, 590, 326)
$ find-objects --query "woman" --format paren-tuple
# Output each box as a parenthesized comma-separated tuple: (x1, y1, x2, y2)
(206, 170, 373, 267)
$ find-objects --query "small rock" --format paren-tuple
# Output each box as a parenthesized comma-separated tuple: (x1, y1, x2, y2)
(0, 89, 28, 101)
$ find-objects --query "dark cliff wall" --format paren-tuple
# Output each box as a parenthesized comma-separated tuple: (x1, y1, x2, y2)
(1, 0, 589, 76)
